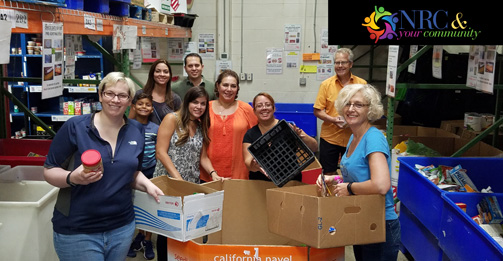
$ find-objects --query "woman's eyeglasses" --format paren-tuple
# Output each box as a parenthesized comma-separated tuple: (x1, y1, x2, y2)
(255, 103, 272, 109)
(102, 91, 130, 101)
(344, 103, 369, 109)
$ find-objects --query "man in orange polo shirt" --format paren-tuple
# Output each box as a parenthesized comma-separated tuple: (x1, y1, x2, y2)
(314, 48, 367, 175)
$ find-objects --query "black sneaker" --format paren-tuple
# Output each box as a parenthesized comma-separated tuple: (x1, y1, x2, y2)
(142, 240, 155, 260)
(127, 233, 145, 257)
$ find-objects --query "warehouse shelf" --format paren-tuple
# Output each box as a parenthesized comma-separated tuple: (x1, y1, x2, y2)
(1, 0, 191, 38)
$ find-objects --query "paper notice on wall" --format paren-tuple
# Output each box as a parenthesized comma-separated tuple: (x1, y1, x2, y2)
(0, 20, 12, 64)
(132, 38, 142, 69)
(320, 28, 338, 55)
(284, 24, 301, 51)
(141, 37, 160, 63)
(113, 25, 138, 52)
(168, 38, 184, 61)
(466, 45, 496, 94)
(408, 45, 418, 74)
(0, 9, 15, 28)
(64, 35, 76, 79)
(198, 33, 215, 59)
(216, 60, 232, 79)
(266, 48, 283, 74)
(42, 22, 64, 100)
(286, 51, 299, 68)
(386, 45, 399, 98)
(317, 53, 334, 81)
(432, 45, 443, 79)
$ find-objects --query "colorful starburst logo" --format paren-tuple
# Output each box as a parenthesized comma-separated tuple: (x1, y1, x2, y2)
(362, 6, 399, 43)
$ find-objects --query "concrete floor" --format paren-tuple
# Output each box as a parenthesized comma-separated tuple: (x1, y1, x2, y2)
(126, 233, 411, 261)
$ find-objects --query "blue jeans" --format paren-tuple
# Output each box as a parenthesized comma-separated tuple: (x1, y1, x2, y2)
(53, 220, 135, 261)
(353, 218, 401, 261)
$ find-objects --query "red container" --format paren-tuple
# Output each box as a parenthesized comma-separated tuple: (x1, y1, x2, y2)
(81, 149, 103, 173)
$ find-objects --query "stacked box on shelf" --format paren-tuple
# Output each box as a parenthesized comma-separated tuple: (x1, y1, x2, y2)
(440, 192, 503, 261)
(110, 0, 131, 17)
(65, 0, 84, 10)
(84, 0, 110, 14)
(131, 0, 144, 7)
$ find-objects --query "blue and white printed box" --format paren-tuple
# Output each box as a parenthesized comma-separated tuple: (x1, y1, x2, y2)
(133, 176, 224, 242)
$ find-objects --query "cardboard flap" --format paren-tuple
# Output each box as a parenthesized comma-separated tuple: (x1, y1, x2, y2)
(152, 176, 217, 197)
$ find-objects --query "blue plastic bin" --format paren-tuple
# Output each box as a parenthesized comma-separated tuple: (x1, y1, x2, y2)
(400, 204, 448, 261)
(440, 192, 503, 261)
(109, 1, 130, 16)
(129, 5, 143, 19)
(397, 157, 503, 239)
(65, 0, 84, 10)
(84, 0, 110, 14)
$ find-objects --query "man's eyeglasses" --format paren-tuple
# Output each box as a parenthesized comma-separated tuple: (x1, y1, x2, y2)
(344, 103, 369, 109)
(335, 61, 351, 66)
(102, 91, 130, 101)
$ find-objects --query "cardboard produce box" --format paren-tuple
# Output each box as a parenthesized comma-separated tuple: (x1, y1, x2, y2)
(375, 125, 459, 138)
(166, 180, 345, 260)
(133, 176, 224, 242)
(267, 184, 386, 249)
(132, 0, 145, 7)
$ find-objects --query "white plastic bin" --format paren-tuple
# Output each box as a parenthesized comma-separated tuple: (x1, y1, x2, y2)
(0, 165, 45, 182)
(0, 165, 11, 174)
(0, 181, 59, 261)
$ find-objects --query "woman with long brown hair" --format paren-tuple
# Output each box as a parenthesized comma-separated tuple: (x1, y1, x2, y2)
(128, 59, 181, 125)
(153, 86, 223, 182)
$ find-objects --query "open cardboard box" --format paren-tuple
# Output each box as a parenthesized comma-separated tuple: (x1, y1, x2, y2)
(267, 184, 385, 249)
(166, 180, 345, 260)
(133, 176, 224, 242)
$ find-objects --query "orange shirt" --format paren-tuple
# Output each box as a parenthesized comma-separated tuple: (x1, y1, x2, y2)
(201, 100, 258, 181)
(313, 74, 367, 147)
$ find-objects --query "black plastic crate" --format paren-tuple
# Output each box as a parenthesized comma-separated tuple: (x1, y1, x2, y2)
(248, 120, 315, 187)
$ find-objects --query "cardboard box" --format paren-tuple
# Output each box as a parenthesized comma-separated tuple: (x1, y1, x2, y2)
(375, 125, 459, 138)
(144, 0, 170, 14)
(167, 180, 345, 260)
(150, 10, 160, 22)
(267, 184, 386, 249)
(131, 0, 144, 7)
(133, 176, 224, 242)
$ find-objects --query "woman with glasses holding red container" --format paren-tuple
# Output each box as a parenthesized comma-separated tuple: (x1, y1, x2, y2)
(44, 72, 164, 261)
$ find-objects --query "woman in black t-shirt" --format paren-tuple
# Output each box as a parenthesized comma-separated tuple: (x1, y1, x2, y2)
(242, 92, 318, 180)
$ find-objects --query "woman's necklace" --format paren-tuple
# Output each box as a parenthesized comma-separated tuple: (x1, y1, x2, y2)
(218, 100, 235, 115)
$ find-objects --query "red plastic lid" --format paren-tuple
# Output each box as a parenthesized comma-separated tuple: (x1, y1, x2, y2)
(81, 149, 102, 166)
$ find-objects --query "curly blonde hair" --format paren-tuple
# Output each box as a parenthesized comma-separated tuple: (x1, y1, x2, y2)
(334, 83, 384, 122)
